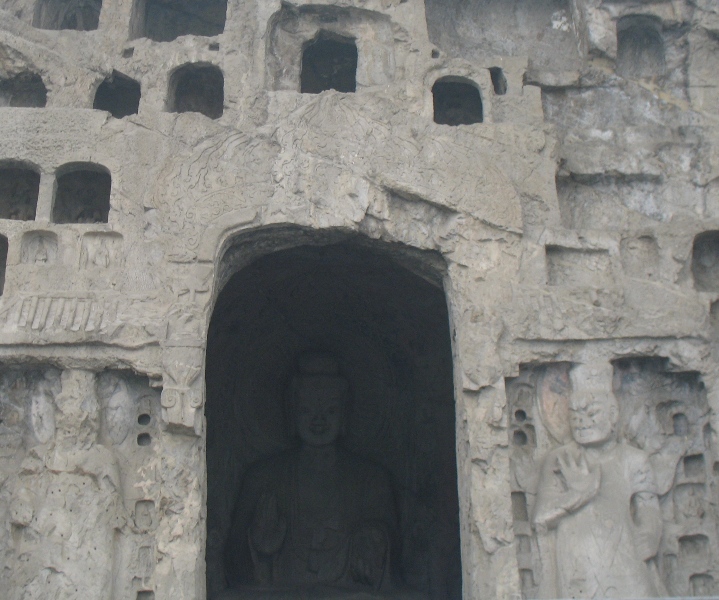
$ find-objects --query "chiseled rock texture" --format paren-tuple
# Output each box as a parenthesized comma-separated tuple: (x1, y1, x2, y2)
(0, 0, 717, 599)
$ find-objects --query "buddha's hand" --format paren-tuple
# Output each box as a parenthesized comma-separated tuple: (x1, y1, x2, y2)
(349, 524, 388, 589)
(557, 448, 600, 510)
(250, 493, 286, 555)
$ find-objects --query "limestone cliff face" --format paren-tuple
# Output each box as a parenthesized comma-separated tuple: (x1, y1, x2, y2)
(0, 1, 716, 599)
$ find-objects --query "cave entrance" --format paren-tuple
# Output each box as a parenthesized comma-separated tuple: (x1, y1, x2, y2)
(205, 232, 461, 600)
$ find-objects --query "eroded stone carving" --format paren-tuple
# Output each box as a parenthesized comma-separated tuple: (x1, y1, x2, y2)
(4, 369, 125, 600)
(222, 354, 397, 597)
(533, 366, 664, 598)
(508, 360, 719, 599)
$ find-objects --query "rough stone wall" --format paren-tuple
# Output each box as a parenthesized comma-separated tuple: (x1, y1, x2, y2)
(0, 0, 716, 599)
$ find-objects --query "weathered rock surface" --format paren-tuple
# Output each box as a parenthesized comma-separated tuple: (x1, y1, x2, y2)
(0, 0, 717, 599)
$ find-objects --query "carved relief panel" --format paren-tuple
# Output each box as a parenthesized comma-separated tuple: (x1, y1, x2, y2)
(0, 367, 162, 600)
(507, 359, 718, 599)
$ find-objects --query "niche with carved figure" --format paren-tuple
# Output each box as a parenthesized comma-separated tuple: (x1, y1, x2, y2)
(52, 164, 111, 224)
(0, 165, 40, 220)
(168, 64, 223, 120)
(616, 15, 666, 79)
(205, 230, 461, 600)
(93, 71, 141, 119)
(131, 0, 226, 42)
(33, 0, 102, 30)
(506, 359, 719, 599)
(0, 73, 47, 107)
(21, 231, 58, 265)
(432, 78, 483, 126)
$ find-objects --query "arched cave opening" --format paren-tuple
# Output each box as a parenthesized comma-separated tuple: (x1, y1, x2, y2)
(0, 164, 40, 220)
(432, 78, 483, 126)
(51, 164, 111, 224)
(205, 234, 462, 600)
(616, 15, 665, 79)
(301, 32, 358, 94)
(168, 63, 224, 120)
(93, 71, 141, 119)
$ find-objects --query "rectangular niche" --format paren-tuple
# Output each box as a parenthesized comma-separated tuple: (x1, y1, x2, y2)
(506, 359, 719, 599)
(0, 164, 40, 220)
(545, 245, 612, 287)
(131, 0, 226, 42)
(33, 0, 102, 30)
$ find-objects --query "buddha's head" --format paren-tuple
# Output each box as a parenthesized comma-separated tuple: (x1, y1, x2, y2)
(290, 353, 349, 447)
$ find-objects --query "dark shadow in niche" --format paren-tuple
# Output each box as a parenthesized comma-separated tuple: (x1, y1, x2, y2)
(692, 231, 719, 292)
(33, 0, 102, 30)
(205, 230, 461, 600)
(489, 67, 507, 95)
(52, 164, 111, 224)
(168, 63, 223, 119)
(131, 0, 226, 42)
(0, 164, 40, 220)
(0, 73, 47, 107)
(432, 78, 483, 126)
(0, 235, 7, 295)
(93, 71, 141, 118)
(616, 15, 665, 79)
(301, 32, 358, 94)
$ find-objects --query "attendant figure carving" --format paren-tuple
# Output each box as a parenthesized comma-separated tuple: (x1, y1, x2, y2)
(224, 355, 397, 596)
(533, 371, 664, 599)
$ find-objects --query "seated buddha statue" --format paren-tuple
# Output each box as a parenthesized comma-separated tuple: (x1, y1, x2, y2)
(221, 355, 398, 598)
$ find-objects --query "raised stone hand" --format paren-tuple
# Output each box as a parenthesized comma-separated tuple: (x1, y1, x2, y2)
(250, 493, 286, 556)
(556, 448, 600, 508)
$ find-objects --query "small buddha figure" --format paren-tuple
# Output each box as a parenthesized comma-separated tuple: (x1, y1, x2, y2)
(223, 355, 397, 597)
(532, 368, 664, 599)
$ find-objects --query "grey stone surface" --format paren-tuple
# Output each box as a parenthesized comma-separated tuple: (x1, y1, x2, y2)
(0, 0, 716, 599)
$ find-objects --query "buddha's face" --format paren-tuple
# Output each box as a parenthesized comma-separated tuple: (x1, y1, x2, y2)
(569, 392, 617, 446)
(295, 388, 344, 447)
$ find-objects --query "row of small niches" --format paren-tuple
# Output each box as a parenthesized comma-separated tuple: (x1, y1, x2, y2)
(2, 58, 498, 126)
(0, 165, 111, 224)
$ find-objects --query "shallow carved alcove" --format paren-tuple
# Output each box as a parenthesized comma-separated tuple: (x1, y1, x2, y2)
(168, 64, 223, 120)
(52, 165, 111, 224)
(33, 0, 101, 30)
(616, 15, 666, 79)
(93, 71, 141, 118)
(131, 0, 226, 42)
(301, 33, 358, 94)
(0, 73, 47, 107)
(206, 232, 461, 600)
(267, 4, 394, 92)
(432, 78, 483, 126)
(0, 165, 40, 220)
